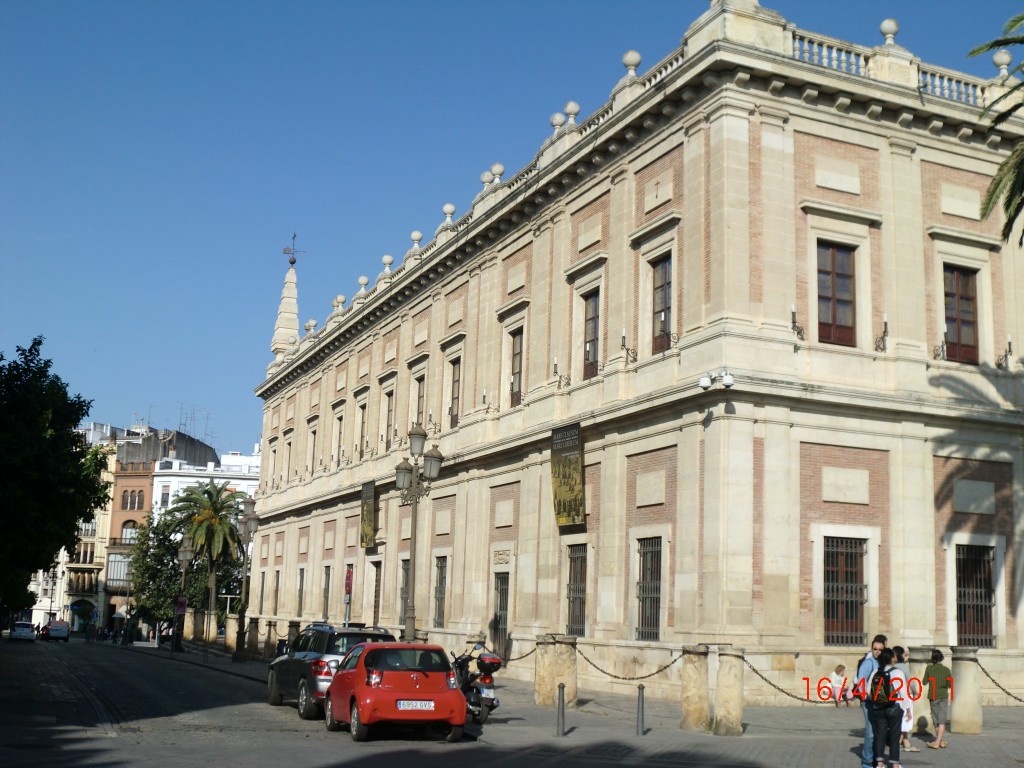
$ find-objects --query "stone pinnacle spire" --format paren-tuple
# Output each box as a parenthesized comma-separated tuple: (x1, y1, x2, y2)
(271, 239, 300, 355)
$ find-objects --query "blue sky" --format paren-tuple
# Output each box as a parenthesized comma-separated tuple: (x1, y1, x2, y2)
(1, 0, 1019, 456)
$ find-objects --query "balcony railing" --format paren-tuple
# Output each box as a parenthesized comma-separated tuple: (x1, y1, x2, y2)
(107, 537, 138, 548)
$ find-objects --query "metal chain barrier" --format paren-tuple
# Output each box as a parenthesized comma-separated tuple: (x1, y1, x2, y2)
(742, 657, 832, 705)
(480, 643, 536, 665)
(976, 658, 1024, 704)
(574, 644, 682, 681)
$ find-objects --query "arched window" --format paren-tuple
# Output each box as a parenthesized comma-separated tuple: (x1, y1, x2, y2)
(121, 521, 138, 544)
(137, 490, 144, 509)
(121, 491, 129, 510)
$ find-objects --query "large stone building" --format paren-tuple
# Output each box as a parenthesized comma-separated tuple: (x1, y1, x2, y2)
(250, 0, 1023, 703)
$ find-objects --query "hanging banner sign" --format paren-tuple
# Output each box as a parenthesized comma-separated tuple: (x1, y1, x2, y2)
(360, 481, 377, 548)
(551, 423, 585, 526)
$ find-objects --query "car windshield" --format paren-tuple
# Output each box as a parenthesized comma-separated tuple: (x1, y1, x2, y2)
(326, 633, 391, 655)
(364, 648, 450, 672)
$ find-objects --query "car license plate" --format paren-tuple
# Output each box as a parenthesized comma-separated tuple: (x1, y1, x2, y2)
(397, 700, 435, 711)
(480, 688, 494, 699)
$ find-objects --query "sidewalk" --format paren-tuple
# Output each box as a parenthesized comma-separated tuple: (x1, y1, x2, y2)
(119, 639, 1024, 766)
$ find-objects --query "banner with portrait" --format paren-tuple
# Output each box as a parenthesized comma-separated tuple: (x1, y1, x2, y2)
(551, 423, 585, 526)
(360, 481, 377, 548)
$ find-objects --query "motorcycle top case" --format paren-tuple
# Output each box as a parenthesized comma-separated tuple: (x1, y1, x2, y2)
(476, 653, 502, 675)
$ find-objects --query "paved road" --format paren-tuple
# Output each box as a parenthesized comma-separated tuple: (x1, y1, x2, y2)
(2, 635, 1021, 767)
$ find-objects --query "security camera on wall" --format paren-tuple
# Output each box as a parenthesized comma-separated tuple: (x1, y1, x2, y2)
(699, 374, 712, 390)
(721, 370, 734, 388)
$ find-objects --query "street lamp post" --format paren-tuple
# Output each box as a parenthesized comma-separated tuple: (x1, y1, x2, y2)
(174, 534, 193, 652)
(232, 496, 258, 663)
(394, 424, 444, 642)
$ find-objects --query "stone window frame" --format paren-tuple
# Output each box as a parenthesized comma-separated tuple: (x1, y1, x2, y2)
(637, 227, 677, 357)
(627, 523, 672, 643)
(928, 232, 994, 365)
(430, 545, 454, 629)
(439, 330, 466, 429)
(941, 530, 1006, 647)
(561, 533, 591, 638)
(809, 522, 880, 645)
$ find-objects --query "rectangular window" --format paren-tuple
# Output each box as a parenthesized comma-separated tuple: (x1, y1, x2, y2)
(335, 412, 345, 464)
(492, 572, 511, 660)
(358, 404, 367, 460)
(308, 427, 317, 471)
(956, 544, 994, 647)
(259, 571, 266, 614)
(273, 570, 280, 615)
(284, 439, 293, 481)
(583, 291, 600, 380)
(651, 256, 672, 354)
(944, 265, 979, 364)
(433, 556, 448, 629)
(566, 543, 587, 637)
(400, 559, 410, 623)
(450, 358, 461, 429)
(160, 485, 170, 508)
(824, 536, 867, 646)
(636, 537, 661, 641)
(384, 391, 394, 450)
(817, 242, 856, 346)
(415, 376, 426, 425)
(297, 567, 305, 615)
(322, 565, 331, 621)
(510, 329, 523, 407)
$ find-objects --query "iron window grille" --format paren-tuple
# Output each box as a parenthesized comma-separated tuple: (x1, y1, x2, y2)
(492, 572, 511, 661)
(636, 537, 662, 641)
(956, 544, 995, 648)
(400, 559, 409, 623)
(823, 536, 867, 646)
(433, 556, 448, 629)
(566, 544, 587, 637)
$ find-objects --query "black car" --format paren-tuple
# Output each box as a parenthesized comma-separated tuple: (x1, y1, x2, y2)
(267, 623, 396, 719)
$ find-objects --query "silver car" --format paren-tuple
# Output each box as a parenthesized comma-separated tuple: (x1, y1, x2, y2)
(267, 623, 395, 719)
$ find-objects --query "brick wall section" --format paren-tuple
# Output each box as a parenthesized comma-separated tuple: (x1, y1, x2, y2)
(799, 443, 890, 634)
(501, 242, 533, 299)
(931, 457, 1016, 641)
(490, 481, 521, 543)
(382, 326, 400, 362)
(444, 284, 467, 331)
(625, 446, 678, 629)
(412, 307, 430, 351)
(793, 132, 881, 329)
(752, 436, 765, 630)
(749, 117, 764, 305)
(633, 146, 684, 225)
(430, 494, 456, 549)
(919, 162, 1005, 354)
(569, 193, 610, 264)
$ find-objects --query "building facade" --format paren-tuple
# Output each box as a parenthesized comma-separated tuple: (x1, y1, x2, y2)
(251, 0, 1023, 703)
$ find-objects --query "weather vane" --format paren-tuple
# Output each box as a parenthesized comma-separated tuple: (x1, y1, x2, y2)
(282, 232, 305, 265)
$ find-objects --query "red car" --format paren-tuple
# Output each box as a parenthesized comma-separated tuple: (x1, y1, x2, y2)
(324, 642, 466, 742)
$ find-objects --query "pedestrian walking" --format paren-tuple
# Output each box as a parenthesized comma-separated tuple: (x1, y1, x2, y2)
(855, 634, 887, 768)
(924, 649, 952, 750)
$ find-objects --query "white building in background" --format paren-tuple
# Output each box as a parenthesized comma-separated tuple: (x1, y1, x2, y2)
(151, 450, 262, 519)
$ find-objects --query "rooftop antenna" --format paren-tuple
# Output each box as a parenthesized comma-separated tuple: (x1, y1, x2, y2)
(283, 232, 305, 265)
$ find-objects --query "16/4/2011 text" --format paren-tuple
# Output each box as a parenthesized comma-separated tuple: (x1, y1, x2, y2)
(802, 676, 954, 702)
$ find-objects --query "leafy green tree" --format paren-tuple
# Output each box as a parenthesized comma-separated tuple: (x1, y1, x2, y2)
(971, 13, 1024, 243)
(168, 480, 244, 631)
(0, 337, 110, 605)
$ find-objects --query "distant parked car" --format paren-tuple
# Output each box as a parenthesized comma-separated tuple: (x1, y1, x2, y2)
(267, 623, 396, 719)
(9, 622, 35, 641)
(324, 642, 466, 742)
(43, 620, 71, 642)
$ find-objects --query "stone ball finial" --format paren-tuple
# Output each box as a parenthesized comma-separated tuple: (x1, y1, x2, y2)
(442, 203, 456, 223)
(410, 230, 422, 247)
(334, 294, 346, 309)
(382, 254, 393, 272)
(357, 276, 369, 293)
(994, 49, 1012, 77)
(880, 18, 899, 45)
(304, 319, 317, 334)
(480, 170, 494, 186)
(623, 50, 641, 77)
(564, 101, 580, 124)
(490, 162, 505, 180)
(550, 112, 566, 133)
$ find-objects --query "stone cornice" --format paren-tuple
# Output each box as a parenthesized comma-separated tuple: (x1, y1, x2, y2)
(926, 225, 1002, 249)
(799, 198, 884, 226)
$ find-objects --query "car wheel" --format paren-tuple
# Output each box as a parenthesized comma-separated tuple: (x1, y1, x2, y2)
(325, 693, 342, 731)
(350, 701, 369, 742)
(297, 679, 318, 720)
(445, 725, 463, 743)
(267, 671, 283, 706)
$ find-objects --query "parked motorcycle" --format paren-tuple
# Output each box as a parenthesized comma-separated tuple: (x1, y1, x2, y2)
(451, 643, 502, 724)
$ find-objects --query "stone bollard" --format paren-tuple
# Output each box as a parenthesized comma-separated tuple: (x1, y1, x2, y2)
(224, 615, 239, 652)
(534, 634, 578, 708)
(287, 619, 300, 647)
(908, 646, 933, 736)
(680, 645, 711, 732)
(950, 646, 982, 734)
(713, 646, 744, 736)
(264, 619, 277, 658)
(247, 617, 260, 655)
(184, 608, 196, 641)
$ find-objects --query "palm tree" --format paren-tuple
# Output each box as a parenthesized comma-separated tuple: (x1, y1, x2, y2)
(169, 480, 244, 641)
(970, 12, 1024, 243)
